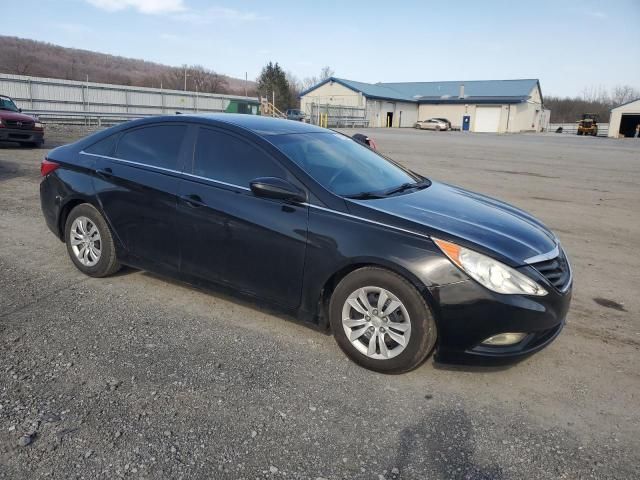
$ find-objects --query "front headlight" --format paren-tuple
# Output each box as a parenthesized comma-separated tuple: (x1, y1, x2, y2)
(433, 238, 547, 296)
(34, 122, 44, 129)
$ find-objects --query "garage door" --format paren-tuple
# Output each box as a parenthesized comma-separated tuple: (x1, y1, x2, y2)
(474, 107, 501, 132)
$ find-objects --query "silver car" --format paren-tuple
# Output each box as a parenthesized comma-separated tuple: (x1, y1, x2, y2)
(414, 118, 449, 131)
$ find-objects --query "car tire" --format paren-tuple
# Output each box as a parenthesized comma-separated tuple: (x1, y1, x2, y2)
(64, 203, 121, 278)
(435, 125, 441, 131)
(329, 267, 437, 373)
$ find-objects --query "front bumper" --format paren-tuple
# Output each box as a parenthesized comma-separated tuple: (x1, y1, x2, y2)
(429, 278, 571, 364)
(0, 128, 44, 144)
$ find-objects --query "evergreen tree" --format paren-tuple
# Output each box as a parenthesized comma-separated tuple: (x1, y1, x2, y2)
(257, 61, 291, 112)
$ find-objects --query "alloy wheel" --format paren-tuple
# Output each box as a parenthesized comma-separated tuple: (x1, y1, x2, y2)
(69, 216, 102, 267)
(341, 286, 412, 360)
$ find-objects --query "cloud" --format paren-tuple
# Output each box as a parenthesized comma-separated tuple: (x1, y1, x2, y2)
(84, 1, 268, 23)
(86, 0, 186, 14)
(176, 6, 270, 24)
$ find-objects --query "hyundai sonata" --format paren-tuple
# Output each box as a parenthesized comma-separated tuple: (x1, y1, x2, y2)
(40, 115, 571, 373)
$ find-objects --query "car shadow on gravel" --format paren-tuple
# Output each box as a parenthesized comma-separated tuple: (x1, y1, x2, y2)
(0, 158, 26, 182)
(139, 270, 331, 334)
(389, 406, 507, 479)
(432, 361, 519, 373)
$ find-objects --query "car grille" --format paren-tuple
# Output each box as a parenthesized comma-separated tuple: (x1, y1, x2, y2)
(530, 248, 571, 292)
(4, 120, 34, 129)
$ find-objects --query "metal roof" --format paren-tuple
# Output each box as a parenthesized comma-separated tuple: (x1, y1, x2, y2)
(300, 77, 541, 104)
(611, 98, 640, 111)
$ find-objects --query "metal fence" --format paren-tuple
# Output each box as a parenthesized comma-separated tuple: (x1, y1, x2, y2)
(0, 73, 258, 125)
(548, 123, 609, 137)
(305, 103, 369, 128)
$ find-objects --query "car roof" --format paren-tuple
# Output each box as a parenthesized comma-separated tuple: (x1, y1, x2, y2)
(180, 113, 324, 136)
(73, 114, 331, 152)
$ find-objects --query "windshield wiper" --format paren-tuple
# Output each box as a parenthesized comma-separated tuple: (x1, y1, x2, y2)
(344, 191, 385, 200)
(384, 180, 428, 196)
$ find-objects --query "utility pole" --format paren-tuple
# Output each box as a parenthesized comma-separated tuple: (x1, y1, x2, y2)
(184, 66, 190, 91)
(86, 74, 90, 126)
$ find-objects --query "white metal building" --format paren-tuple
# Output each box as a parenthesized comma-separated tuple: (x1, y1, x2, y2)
(300, 77, 547, 133)
(608, 99, 640, 138)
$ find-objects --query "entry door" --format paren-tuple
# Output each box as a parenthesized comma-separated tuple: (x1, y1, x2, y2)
(177, 127, 308, 308)
(474, 107, 501, 132)
(92, 124, 189, 270)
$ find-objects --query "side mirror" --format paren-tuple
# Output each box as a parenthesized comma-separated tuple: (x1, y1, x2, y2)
(18, 108, 22, 113)
(250, 177, 307, 203)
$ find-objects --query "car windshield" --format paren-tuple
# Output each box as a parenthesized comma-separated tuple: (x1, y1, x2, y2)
(269, 132, 424, 197)
(0, 97, 19, 112)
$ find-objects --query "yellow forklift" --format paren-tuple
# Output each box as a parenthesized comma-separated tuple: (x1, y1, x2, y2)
(577, 113, 598, 136)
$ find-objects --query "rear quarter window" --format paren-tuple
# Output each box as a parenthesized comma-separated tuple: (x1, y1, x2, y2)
(115, 124, 187, 170)
(85, 134, 119, 156)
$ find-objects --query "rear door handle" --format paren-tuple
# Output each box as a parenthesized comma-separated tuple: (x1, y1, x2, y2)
(180, 194, 205, 208)
(96, 167, 112, 177)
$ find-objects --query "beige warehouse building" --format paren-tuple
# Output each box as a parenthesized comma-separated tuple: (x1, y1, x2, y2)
(300, 77, 548, 133)
(608, 99, 640, 138)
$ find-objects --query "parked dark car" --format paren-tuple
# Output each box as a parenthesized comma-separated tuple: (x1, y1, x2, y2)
(39, 115, 571, 373)
(351, 133, 377, 150)
(0, 95, 45, 147)
(286, 109, 307, 122)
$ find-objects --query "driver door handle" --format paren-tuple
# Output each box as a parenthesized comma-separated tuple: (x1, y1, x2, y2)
(96, 167, 112, 177)
(180, 193, 205, 208)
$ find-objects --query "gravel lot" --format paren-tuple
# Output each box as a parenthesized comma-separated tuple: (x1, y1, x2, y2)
(1, 125, 639, 479)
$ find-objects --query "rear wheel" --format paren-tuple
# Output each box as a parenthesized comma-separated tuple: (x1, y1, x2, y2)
(64, 203, 120, 277)
(329, 267, 437, 373)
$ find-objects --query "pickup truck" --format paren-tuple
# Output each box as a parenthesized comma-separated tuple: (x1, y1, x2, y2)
(0, 95, 44, 147)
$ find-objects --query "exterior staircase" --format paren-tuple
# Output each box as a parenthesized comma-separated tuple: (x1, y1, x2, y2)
(260, 97, 286, 118)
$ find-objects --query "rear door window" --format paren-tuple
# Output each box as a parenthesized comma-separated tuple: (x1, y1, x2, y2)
(193, 127, 286, 187)
(85, 134, 119, 156)
(115, 125, 187, 170)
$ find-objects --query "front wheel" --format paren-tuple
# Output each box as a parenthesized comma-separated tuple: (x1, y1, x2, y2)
(329, 267, 437, 373)
(64, 203, 121, 277)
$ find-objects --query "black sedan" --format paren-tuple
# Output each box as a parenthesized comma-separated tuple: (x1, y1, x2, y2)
(39, 115, 572, 373)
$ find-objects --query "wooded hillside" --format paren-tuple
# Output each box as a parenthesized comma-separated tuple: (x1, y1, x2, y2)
(0, 36, 256, 95)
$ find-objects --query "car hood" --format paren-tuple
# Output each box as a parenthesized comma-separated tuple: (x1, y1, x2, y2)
(0, 110, 36, 122)
(350, 181, 557, 265)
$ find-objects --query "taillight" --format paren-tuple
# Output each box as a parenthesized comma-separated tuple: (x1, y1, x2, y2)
(41, 158, 60, 176)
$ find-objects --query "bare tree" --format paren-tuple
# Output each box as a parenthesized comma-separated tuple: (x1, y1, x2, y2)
(286, 71, 302, 108)
(6, 50, 34, 75)
(611, 85, 640, 106)
(581, 85, 609, 104)
(319, 66, 334, 81)
(187, 65, 229, 94)
(301, 66, 335, 91)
